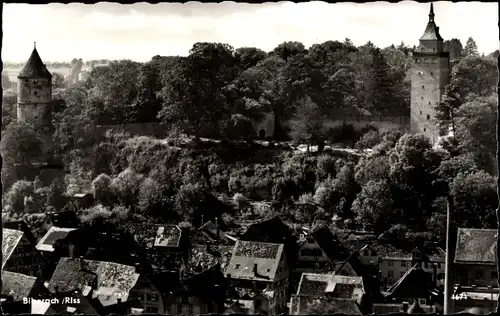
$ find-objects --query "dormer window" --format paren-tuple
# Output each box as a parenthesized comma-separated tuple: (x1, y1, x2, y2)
(235, 264, 240, 269)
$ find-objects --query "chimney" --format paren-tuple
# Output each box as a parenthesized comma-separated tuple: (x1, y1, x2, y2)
(215, 217, 220, 243)
(68, 244, 75, 258)
(402, 301, 409, 313)
(444, 194, 457, 315)
(17, 222, 22, 231)
(79, 256, 85, 270)
(253, 263, 258, 275)
(355, 237, 360, 251)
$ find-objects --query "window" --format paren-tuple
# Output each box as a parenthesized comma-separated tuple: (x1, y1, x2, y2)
(419, 298, 427, 305)
(424, 128, 427, 132)
(421, 97, 424, 100)
(476, 270, 484, 279)
(430, 72, 434, 75)
(422, 85, 425, 89)
(492, 271, 498, 279)
(388, 260, 393, 267)
(34, 91, 38, 96)
(235, 264, 240, 269)
(416, 59, 420, 64)
(255, 300, 262, 308)
(427, 115, 431, 120)
(145, 307, 158, 313)
(419, 111, 422, 115)
(401, 261, 407, 267)
(424, 59, 429, 64)
(388, 271, 394, 278)
(150, 293, 158, 302)
(437, 263, 441, 269)
(428, 101, 432, 105)
(424, 262, 428, 268)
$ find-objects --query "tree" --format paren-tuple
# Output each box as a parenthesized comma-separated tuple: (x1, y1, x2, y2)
(110, 168, 144, 207)
(138, 177, 173, 220)
(235, 47, 267, 70)
(1, 122, 45, 166)
(463, 37, 479, 57)
(2, 71, 12, 90)
(4, 180, 35, 214)
(354, 154, 391, 186)
(352, 179, 394, 233)
(157, 42, 238, 138)
(175, 183, 210, 221)
(271, 41, 307, 61)
(443, 38, 464, 60)
(92, 173, 114, 205)
(450, 170, 497, 228)
(455, 95, 497, 173)
(289, 96, 323, 152)
(52, 72, 66, 89)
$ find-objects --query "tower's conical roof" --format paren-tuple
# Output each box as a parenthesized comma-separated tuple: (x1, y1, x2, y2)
(419, 3, 443, 41)
(18, 47, 52, 79)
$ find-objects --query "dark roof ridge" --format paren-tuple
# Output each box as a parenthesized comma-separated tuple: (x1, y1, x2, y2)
(18, 48, 52, 79)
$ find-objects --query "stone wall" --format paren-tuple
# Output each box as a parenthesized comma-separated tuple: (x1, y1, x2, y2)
(96, 122, 167, 139)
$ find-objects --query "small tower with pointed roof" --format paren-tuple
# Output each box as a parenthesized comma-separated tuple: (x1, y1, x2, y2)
(410, 3, 450, 142)
(17, 43, 53, 129)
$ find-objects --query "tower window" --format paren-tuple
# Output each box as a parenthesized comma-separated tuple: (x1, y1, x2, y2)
(421, 97, 424, 100)
(427, 115, 431, 120)
(422, 85, 425, 89)
(433, 48, 436, 51)
(428, 102, 431, 105)
(424, 128, 427, 132)
(420, 111, 422, 115)
(424, 59, 429, 64)
(430, 72, 433, 75)
(34, 91, 38, 96)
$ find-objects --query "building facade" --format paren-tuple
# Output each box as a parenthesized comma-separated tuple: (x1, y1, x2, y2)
(17, 44, 53, 129)
(410, 3, 451, 142)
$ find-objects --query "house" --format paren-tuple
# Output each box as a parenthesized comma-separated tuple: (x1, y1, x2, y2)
(46, 257, 140, 307)
(42, 211, 80, 232)
(296, 225, 350, 274)
(381, 264, 442, 313)
(128, 271, 179, 314)
(450, 284, 498, 313)
(123, 223, 184, 250)
(52, 223, 146, 269)
(225, 240, 289, 315)
(372, 244, 445, 289)
(1, 271, 48, 302)
(3, 228, 45, 278)
(191, 220, 237, 246)
(68, 192, 94, 209)
(163, 267, 228, 315)
(36, 227, 78, 253)
(3, 220, 39, 245)
(454, 228, 498, 288)
(289, 273, 366, 315)
(224, 288, 272, 315)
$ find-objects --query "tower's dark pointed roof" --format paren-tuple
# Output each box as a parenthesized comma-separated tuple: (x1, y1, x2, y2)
(419, 3, 443, 41)
(18, 48, 52, 79)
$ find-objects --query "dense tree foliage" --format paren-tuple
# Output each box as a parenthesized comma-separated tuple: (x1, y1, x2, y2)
(2, 37, 496, 250)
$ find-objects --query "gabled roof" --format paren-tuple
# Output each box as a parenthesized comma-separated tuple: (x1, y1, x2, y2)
(225, 240, 284, 282)
(455, 228, 497, 265)
(240, 216, 291, 244)
(18, 48, 52, 79)
(334, 251, 367, 277)
(36, 227, 77, 252)
(45, 211, 80, 229)
(419, 4, 443, 41)
(297, 273, 334, 296)
(186, 246, 220, 277)
(47, 257, 140, 306)
(3, 220, 38, 245)
(1, 271, 39, 301)
(2, 229, 24, 269)
(385, 264, 436, 299)
(303, 225, 348, 260)
(191, 221, 237, 246)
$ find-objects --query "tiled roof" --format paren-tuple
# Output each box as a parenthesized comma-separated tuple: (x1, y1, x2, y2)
(240, 216, 291, 244)
(45, 211, 80, 228)
(297, 273, 364, 302)
(155, 225, 182, 247)
(186, 246, 220, 277)
(146, 248, 184, 273)
(419, 22, 443, 41)
(225, 240, 284, 281)
(297, 273, 333, 296)
(2, 229, 24, 269)
(18, 48, 52, 79)
(124, 223, 181, 249)
(47, 257, 140, 306)
(455, 228, 497, 264)
(1, 271, 38, 301)
(36, 227, 77, 252)
(290, 296, 362, 315)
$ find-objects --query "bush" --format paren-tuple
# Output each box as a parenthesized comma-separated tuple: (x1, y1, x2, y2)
(4, 180, 35, 214)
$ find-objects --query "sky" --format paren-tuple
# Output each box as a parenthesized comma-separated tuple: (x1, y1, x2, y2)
(2, 1, 498, 63)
